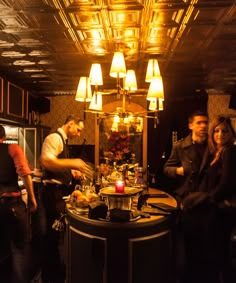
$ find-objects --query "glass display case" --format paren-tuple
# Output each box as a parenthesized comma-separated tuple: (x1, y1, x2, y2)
(95, 100, 147, 170)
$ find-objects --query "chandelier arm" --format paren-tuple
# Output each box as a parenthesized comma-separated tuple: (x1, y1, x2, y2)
(116, 76, 121, 99)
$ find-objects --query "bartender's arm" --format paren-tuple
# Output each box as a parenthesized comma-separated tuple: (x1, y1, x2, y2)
(9, 144, 37, 211)
(21, 174, 37, 211)
(41, 134, 93, 178)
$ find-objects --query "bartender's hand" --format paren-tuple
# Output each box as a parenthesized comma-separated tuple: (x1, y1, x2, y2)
(74, 159, 94, 181)
(82, 163, 94, 181)
(30, 197, 38, 212)
(71, 169, 83, 180)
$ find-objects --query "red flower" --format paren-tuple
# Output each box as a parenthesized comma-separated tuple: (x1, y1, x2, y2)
(105, 131, 132, 163)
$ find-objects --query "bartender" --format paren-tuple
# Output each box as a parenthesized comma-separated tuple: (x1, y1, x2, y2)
(40, 115, 94, 283)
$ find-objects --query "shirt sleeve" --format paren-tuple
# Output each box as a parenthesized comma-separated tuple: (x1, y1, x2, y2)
(163, 142, 181, 178)
(8, 144, 32, 177)
(41, 132, 64, 161)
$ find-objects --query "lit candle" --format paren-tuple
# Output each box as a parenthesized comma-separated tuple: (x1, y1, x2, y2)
(115, 180, 125, 193)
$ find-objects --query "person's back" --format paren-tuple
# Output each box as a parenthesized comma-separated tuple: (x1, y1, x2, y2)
(0, 125, 37, 283)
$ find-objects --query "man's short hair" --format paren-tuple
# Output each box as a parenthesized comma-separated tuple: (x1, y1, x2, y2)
(64, 115, 83, 125)
(0, 125, 6, 139)
(188, 110, 208, 123)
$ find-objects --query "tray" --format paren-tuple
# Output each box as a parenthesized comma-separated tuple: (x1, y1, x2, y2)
(100, 187, 143, 197)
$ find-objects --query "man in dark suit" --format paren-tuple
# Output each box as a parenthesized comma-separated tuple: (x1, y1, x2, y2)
(163, 110, 209, 283)
(164, 111, 208, 204)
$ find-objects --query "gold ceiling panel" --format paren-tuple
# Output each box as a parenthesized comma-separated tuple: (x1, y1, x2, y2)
(108, 0, 143, 5)
(82, 41, 109, 54)
(61, 0, 96, 8)
(146, 26, 176, 42)
(149, 8, 184, 25)
(112, 27, 140, 44)
(69, 11, 103, 27)
(77, 29, 106, 41)
(109, 10, 142, 27)
(0, 0, 235, 95)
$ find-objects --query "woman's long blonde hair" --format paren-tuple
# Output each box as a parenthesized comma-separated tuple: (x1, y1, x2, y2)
(208, 116, 235, 163)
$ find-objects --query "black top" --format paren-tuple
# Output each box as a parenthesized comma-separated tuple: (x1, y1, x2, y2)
(0, 144, 19, 195)
(199, 145, 236, 201)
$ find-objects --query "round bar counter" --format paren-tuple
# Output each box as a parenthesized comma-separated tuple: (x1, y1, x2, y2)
(65, 189, 177, 283)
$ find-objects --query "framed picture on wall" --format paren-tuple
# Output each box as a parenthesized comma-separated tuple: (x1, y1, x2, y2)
(0, 77, 3, 113)
(7, 82, 24, 118)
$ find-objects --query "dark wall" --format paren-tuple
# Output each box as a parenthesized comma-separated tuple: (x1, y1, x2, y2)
(68, 144, 95, 165)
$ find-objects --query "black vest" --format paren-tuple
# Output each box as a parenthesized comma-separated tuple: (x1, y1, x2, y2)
(0, 144, 19, 195)
(43, 131, 72, 186)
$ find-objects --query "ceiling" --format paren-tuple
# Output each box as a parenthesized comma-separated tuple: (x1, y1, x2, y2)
(0, 0, 236, 100)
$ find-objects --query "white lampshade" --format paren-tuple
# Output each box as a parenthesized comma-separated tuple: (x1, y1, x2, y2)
(159, 98, 164, 111)
(110, 52, 126, 78)
(75, 77, 92, 102)
(113, 114, 120, 123)
(89, 63, 103, 86)
(146, 76, 164, 100)
(124, 70, 137, 91)
(145, 59, 161, 82)
(89, 93, 103, 111)
(149, 99, 157, 110)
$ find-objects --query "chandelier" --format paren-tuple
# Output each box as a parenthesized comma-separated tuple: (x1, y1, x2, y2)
(75, 53, 164, 130)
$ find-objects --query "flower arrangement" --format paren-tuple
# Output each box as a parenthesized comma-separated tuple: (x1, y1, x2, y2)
(104, 131, 132, 165)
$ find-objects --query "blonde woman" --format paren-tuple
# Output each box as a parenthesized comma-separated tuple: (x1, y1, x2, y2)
(183, 116, 236, 283)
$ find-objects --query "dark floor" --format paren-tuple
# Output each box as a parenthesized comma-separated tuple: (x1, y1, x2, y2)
(28, 210, 236, 283)
(29, 242, 236, 283)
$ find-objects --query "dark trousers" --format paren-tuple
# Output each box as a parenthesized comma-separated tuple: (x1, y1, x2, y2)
(0, 197, 32, 283)
(180, 203, 230, 283)
(41, 184, 72, 283)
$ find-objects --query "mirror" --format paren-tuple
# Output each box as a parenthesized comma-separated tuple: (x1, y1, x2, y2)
(95, 100, 147, 169)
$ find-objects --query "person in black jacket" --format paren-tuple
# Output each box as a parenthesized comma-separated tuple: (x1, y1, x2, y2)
(163, 111, 209, 282)
(186, 116, 236, 283)
(163, 111, 209, 204)
(179, 116, 236, 283)
(40, 116, 93, 283)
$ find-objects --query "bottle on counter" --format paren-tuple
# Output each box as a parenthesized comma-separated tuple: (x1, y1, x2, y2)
(134, 167, 148, 193)
(122, 163, 130, 186)
(110, 161, 122, 181)
(94, 165, 102, 194)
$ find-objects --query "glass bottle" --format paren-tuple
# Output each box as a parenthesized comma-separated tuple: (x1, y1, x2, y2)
(134, 167, 148, 193)
(111, 161, 122, 180)
(94, 165, 102, 194)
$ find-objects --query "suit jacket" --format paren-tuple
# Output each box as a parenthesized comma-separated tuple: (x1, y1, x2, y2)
(163, 134, 209, 199)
